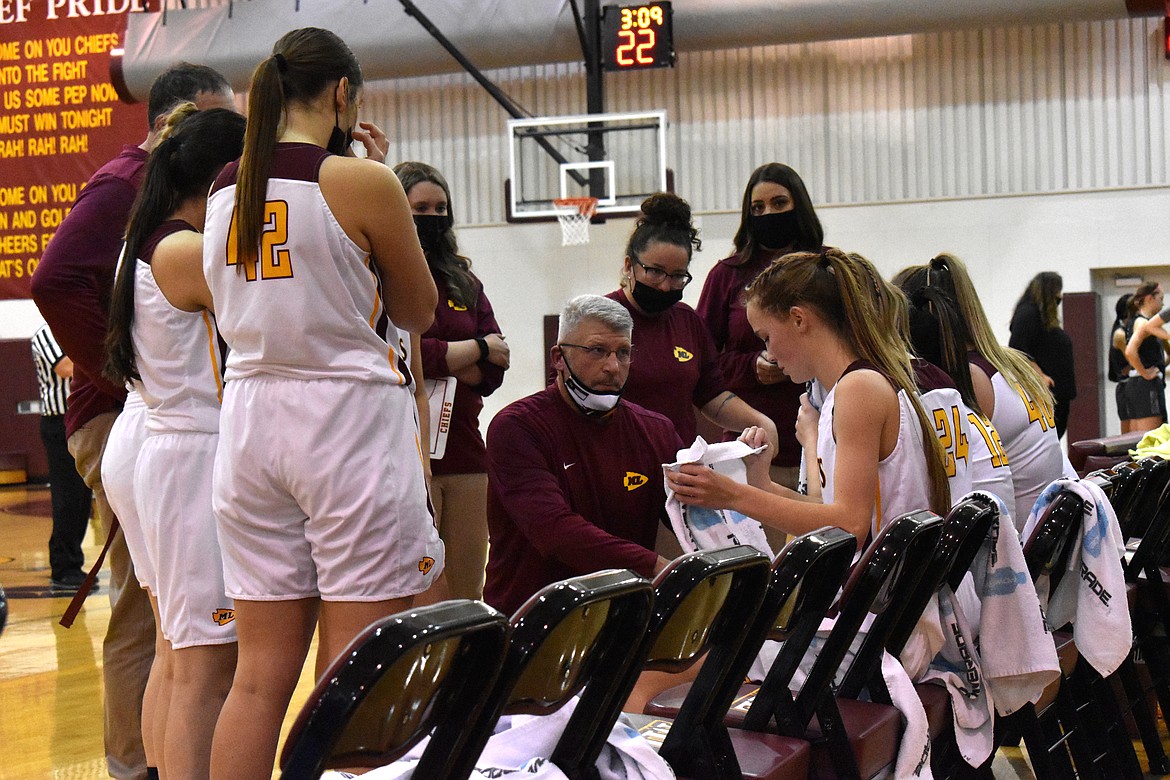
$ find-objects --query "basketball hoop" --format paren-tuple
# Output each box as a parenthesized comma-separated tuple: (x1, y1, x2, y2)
(553, 197, 599, 246)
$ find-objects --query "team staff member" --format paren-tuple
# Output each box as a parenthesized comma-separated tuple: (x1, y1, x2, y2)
(204, 29, 442, 778)
(484, 295, 680, 616)
(606, 192, 778, 452)
(395, 161, 509, 602)
(30, 63, 234, 780)
(697, 163, 826, 488)
(30, 324, 93, 591)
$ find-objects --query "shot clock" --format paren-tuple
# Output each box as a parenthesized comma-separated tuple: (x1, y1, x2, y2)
(600, 2, 675, 71)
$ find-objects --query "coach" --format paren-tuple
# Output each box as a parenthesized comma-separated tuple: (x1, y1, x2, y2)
(484, 294, 680, 615)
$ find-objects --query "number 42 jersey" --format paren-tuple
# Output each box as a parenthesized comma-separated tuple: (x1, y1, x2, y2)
(204, 143, 411, 387)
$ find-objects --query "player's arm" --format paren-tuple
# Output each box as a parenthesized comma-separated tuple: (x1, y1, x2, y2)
(1126, 316, 1161, 380)
(151, 231, 213, 313)
(668, 372, 885, 546)
(969, 361, 996, 418)
(322, 158, 437, 334)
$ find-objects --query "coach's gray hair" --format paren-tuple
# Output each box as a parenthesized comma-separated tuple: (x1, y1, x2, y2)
(558, 294, 633, 341)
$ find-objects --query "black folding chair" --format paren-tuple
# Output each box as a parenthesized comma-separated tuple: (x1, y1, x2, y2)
(632, 529, 857, 780)
(1005, 484, 1144, 780)
(846, 495, 999, 779)
(651, 511, 945, 779)
(448, 568, 655, 780)
(279, 599, 509, 780)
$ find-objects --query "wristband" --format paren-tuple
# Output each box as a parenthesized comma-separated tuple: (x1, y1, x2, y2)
(475, 337, 490, 361)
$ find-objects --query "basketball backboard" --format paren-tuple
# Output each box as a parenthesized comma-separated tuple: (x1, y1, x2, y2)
(506, 110, 668, 221)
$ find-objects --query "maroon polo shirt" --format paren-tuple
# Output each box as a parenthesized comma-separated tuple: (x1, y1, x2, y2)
(420, 273, 505, 475)
(696, 248, 803, 466)
(31, 145, 148, 437)
(606, 288, 726, 444)
(484, 384, 683, 615)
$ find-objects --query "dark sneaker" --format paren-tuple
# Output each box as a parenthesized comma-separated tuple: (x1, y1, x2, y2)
(50, 571, 90, 593)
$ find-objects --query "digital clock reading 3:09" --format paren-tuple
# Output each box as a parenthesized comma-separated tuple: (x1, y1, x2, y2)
(601, 2, 675, 71)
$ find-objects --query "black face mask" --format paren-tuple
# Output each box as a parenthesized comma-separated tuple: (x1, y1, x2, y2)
(630, 280, 683, 315)
(413, 214, 453, 254)
(750, 210, 801, 251)
(327, 108, 354, 156)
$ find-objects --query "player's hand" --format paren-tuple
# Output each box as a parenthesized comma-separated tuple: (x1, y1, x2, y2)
(484, 333, 510, 369)
(738, 426, 772, 488)
(755, 352, 786, 384)
(352, 121, 389, 162)
(795, 393, 821, 451)
(667, 464, 743, 509)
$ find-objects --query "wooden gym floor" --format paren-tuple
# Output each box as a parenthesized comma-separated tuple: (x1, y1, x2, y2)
(0, 481, 1162, 779)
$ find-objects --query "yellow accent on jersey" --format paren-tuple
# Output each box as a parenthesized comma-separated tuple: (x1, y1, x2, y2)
(448, 299, 468, 311)
(673, 346, 694, 362)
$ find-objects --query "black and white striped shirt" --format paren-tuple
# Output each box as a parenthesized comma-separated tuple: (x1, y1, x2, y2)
(31, 324, 70, 416)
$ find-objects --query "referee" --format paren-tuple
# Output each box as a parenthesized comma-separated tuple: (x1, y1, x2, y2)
(31, 324, 94, 592)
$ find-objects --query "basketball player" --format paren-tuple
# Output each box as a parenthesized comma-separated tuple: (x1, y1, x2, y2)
(667, 249, 951, 548)
(918, 255, 1074, 529)
(202, 28, 442, 778)
(105, 106, 246, 779)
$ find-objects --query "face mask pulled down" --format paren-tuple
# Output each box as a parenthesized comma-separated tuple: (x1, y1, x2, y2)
(561, 357, 623, 417)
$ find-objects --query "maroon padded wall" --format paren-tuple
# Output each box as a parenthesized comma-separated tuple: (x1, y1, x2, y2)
(0, 338, 48, 481)
(1063, 292, 1101, 446)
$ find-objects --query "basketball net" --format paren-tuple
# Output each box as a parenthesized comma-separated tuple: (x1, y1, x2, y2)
(553, 197, 599, 246)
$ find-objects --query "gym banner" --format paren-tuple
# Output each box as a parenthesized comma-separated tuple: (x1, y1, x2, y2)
(0, 1, 148, 299)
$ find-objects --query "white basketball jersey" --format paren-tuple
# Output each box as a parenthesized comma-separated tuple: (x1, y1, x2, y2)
(917, 384, 974, 506)
(130, 221, 223, 435)
(204, 144, 411, 386)
(971, 352, 1073, 525)
(817, 363, 933, 545)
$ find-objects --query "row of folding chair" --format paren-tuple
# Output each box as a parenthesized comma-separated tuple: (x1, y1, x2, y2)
(278, 492, 1042, 780)
(976, 458, 1170, 780)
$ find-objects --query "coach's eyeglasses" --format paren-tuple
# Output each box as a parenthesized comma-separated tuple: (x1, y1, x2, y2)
(559, 343, 634, 365)
(631, 257, 692, 289)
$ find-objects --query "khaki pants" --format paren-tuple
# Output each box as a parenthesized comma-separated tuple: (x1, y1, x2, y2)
(430, 472, 489, 600)
(69, 411, 155, 780)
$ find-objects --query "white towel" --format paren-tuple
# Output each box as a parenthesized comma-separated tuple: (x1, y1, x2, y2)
(917, 586, 996, 768)
(663, 436, 774, 558)
(964, 493, 1059, 716)
(1021, 478, 1131, 677)
(881, 650, 935, 779)
(349, 696, 676, 780)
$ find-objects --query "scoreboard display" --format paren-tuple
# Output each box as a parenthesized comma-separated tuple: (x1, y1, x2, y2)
(601, 2, 675, 71)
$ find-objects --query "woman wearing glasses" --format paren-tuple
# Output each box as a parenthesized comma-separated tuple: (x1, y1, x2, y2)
(606, 193, 778, 452)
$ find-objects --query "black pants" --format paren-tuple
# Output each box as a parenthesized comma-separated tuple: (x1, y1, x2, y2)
(40, 414, 93, 579)
(1054, 398, 1070, 440)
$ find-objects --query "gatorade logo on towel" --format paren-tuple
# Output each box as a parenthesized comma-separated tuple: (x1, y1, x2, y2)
(624, 472, 648, 491)
(673, 346, 693, 362)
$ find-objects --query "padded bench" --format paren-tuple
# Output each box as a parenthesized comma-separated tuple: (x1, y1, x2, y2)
(1068, 432, 1143, 477)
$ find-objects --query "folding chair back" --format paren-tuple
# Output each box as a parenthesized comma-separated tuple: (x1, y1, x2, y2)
(1113, 458, 1170, 539)
(450, 569, 655, 780)
(879, 495, 998, 662)
(603, 546, 771, 777)
(833, 510, 946, 700)
(748, 512, 940, 734)
(279, 599, 510, 780)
